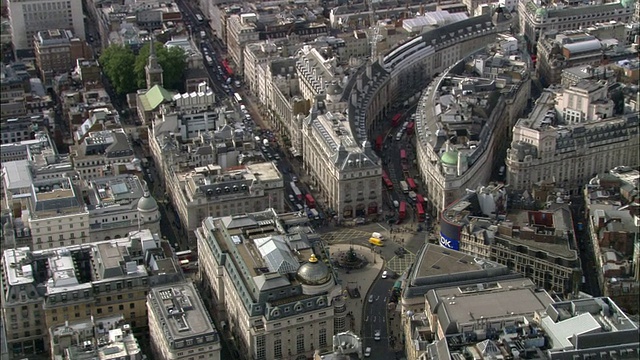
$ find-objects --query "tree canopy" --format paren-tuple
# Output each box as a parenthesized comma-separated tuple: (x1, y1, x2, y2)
(134, 42, 187, 92)
(99, 45, 137, 96)
(99, 42, 187, 95)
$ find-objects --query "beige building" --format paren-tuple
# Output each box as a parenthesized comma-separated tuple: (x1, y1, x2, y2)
(518, 0, 634, 46)
(148, 281, 221, 360)
(302, 111, 382, 219)
(196, 210, 344, 360)
(170, 162, 285, 237)
(555, 80, 613, 124)
(506, 83, 639, 192)
(440, 184, 582, 295)
(226, 14, 260, 76)
(34, 29, 91, 85)
(69, 129, 135, 181)
(21, 176, 90, 250)
(0, 229, 183, 359)
(414, 41, 530, 216)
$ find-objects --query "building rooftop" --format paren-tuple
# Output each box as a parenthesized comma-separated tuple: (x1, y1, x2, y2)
(34, 29, 74, 46)
(309, 111, 380, 171)
(87, 174, 146, 210)
(148, 281, 219, 349)
(29, 176, 84, 215)
(0, 131, 58, 167)
(427, 278, 555, 335)
(541, 297, 639, 353)
(403, 244, 517, 303)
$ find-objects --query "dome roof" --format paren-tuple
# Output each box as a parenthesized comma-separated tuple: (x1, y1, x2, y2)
(297, 254, 332, 286)
(326, 83, 343, 95)
(137, 192, 158, 212)
(441, 151, 459, 166)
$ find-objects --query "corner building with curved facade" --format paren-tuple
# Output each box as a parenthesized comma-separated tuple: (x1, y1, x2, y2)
(195, 210, 344, 360)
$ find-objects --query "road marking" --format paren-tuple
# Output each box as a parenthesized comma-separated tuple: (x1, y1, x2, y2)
(383, 297, 387, 302)
(376, 223, 388, 231)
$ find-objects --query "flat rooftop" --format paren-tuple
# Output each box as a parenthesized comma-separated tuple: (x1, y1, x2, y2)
(432, 278, 554, 329)
(414, 244, 496, 279)
(148, 282, 219, 345)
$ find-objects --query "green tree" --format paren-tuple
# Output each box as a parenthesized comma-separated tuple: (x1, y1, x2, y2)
(99, 45, 137, 95)
(134, 42, 187, 91)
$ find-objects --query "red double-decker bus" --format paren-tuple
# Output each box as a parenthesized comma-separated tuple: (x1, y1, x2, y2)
(222, 59, 234, 76)
(375, 135, 383, 151)
(382, 174, 393, 190)
(392, 113, 402, 127)
(398, 201, 406, 220)
(416, 193, 425, 204)
(406, 177, 416, 191)
(305, 193, 316, 208)
(416, 202, 425, 222)
(406, 122, 415, 135)
(400, 149, 407, 163)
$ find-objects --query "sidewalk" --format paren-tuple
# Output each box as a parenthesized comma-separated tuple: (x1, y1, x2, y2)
(330, 244, 384, 336)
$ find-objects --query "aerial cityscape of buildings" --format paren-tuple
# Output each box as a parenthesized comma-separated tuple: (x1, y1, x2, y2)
(1, 0, 638, 359)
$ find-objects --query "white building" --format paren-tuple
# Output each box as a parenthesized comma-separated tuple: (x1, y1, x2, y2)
(7, 0, 85, 52)
(506, 84, 639, 192)
(148, 281, 221, 360)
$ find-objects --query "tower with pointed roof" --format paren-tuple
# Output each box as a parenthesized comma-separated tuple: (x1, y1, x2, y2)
(145, 35, 164, 89)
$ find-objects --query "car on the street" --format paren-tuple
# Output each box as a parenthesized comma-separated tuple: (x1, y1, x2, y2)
(288, 194, 295, 202)
(393, 200, 399, 208)
(355, 217, 366, 225)
(368, 295, 374, 303)
(296, 204, 304, 211)
(374, 330, 381, 341)
(274, 154, 280, 160)
(381, 270, 388, 279)
(364, 347, 371, 357)
(292, 176, 298, 183)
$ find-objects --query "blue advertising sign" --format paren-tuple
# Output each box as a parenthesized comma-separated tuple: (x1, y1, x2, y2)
(439, 232, 459, 250)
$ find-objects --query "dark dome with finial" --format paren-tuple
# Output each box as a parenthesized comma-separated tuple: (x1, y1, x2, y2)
(296, 254, 332, 285)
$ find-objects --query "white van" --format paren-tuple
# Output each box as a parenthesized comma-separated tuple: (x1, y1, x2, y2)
(395, 132, 403, 141)
(240, 105, 246, 111)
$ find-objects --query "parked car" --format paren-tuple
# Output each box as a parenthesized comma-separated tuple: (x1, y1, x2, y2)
(368, 295, 374, 303)
(382, 270, 388, 279)
(364, 347, 371, 357)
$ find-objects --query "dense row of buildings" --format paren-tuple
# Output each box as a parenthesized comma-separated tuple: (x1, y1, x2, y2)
(2, 0, 639, 358)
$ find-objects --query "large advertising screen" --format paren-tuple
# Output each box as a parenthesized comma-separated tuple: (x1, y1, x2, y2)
(439, 220, 461, 250)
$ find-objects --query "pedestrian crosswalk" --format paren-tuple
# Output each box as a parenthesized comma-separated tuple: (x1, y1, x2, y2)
(320, 228, 371, 245)
(386, 251, 416, 274)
